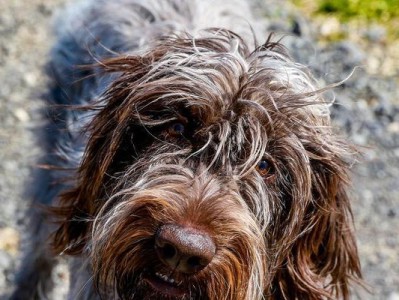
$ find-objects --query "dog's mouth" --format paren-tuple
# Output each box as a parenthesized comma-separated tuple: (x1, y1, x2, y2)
(143, 270, 187, 297)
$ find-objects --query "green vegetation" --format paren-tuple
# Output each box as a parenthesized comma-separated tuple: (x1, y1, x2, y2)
(293, 0, 399, 38)
(316, 0, 398, 22)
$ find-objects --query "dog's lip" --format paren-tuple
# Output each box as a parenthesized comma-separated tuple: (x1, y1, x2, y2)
(143, 271, 187, 297)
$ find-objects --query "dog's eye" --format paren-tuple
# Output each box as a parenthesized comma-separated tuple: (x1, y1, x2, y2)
(168, 122, 185, 136)
(256, 159, 275, 178)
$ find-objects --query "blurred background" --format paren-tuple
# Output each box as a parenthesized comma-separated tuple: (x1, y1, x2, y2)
(0, 0, 398, 299)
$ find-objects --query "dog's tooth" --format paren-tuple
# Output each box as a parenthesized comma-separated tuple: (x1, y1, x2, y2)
(156, 272, 165, 280)
(154, 272, 177, 284)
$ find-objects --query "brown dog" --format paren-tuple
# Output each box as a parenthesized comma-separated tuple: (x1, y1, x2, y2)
(12, 0, 361, 299)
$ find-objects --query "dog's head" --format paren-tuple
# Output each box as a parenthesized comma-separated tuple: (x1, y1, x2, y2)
(53, 30, 361, 299)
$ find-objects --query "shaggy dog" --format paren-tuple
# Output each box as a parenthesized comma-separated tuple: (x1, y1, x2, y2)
(12, 0, 361, 299)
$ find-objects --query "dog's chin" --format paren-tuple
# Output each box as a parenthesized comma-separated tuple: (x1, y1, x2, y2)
(117, 268, 198, 300)
(142, 270, 188, 298)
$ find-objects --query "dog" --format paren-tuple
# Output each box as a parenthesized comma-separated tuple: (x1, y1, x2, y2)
(11, 0, 362, 299)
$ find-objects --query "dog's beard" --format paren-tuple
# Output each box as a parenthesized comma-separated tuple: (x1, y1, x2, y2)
(110, 268, 205, 300)
(89, 164, 268, 300)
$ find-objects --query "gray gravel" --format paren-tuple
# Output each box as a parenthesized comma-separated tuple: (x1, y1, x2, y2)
(0, 0, 398, 299)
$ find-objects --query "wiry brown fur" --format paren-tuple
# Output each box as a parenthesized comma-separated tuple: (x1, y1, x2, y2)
(48, 30, 361, 299)
(8, 1, 362, 299)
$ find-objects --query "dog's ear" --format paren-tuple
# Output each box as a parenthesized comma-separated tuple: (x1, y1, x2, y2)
(274, 135, 362, 299)
(52, 56, 156, 255)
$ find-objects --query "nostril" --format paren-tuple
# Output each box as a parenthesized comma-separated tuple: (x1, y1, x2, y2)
(186, 256, 202, 269)
(159, 243, 176, 259)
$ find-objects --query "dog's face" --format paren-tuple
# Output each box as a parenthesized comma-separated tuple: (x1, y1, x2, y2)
(53, 31, 360, 299)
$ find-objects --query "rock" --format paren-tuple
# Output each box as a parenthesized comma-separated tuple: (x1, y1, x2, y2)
(13, 108, 30, 123)
(0, 250, 13, 293)
(388, 293, 399, 300)
(0, 227, 20, 256)
(23, 72, 39, 87)
(388, 122, 399, 134)
(319, 17, 341, 37)
(364, 25, 387, 43)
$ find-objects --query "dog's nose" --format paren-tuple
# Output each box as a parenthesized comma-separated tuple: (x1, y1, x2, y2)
(155, 224, 216, 274)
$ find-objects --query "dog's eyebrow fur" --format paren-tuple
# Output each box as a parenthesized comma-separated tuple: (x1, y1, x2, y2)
(97, 30, 333, 168)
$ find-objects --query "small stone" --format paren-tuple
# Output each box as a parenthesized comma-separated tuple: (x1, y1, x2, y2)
(13, 108, 30, 122)
(23, 72, 38, 87)
(319, 17, 341, 37)
(0, 250, 12, 270)
(0, 250, 12, 291)
(352, 133, 368, 146)
(387, 209, 396, 218)
(388, 122, 399, 134)
(364, 25, 387, 43)
(368, 56, 381, 74)
(0, 227, 20, 256)
(362, 189, 373, 202)
(388, 292, 399, 300)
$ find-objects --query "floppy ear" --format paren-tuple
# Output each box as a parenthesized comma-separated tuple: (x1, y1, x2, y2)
(52, 56, 155, 255)
(274, 138, 362, 299)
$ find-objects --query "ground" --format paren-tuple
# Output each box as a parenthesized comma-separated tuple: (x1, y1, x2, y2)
(0, 0, 398, 299)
